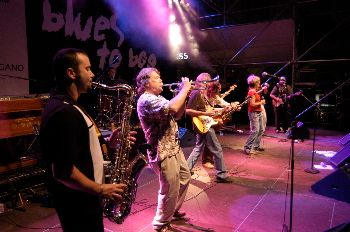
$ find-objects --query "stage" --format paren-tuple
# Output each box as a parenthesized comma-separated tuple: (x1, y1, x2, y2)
(1, 126, 349, 232)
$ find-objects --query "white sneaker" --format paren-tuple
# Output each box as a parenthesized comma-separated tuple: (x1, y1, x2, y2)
(203, 162, 215, 169)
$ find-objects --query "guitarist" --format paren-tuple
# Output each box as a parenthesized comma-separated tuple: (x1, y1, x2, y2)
(207, 82, 238, 108)
(201, 82, 239, 169)
(270, 76, 293, 133)
(186, 73, 233, 183)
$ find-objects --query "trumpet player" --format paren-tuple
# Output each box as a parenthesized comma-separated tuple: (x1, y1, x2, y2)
(136, 67, 192, 232)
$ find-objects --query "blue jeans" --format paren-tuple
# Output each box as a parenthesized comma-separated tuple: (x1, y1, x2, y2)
(245, 111, 264, 151)
(250, 105, 267, 134)
(261, 105, 267, 134)
(187, 128, 228, 179)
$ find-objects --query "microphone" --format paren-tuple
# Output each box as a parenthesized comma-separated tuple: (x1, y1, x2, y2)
(262, 72, 280, 79)
(261, 83, 269, 88)
(92, 56, 120, 90)
(111, 55, 120, 65)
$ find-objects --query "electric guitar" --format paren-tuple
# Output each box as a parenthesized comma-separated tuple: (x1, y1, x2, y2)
(272, 90, 302, 107)
(192, 97, 250, 134)
(220, 84, 237, 99)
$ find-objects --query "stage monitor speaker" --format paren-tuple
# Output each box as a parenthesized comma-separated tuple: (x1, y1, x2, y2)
(330, 142, 350, 167)
(311, 167, 350, 204)
(324, 221, 350, 232)
(339, 133, 350, 146)
(178, 128, 195, 147)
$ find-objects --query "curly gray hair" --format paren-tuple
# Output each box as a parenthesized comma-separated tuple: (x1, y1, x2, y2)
(135, 67, 159, 94)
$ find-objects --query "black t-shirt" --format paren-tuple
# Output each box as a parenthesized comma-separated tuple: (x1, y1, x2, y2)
(40, 92, 99, 208)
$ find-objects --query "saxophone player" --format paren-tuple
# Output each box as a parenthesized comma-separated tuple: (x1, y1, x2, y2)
(136, 68, 192, 232)
(40, 48, 136, 232)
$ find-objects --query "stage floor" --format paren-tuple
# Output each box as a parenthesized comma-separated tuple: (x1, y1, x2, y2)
(1, 126, 350, 232)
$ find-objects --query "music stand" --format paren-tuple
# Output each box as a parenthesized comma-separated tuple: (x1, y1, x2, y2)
(302, 93, 321, 174)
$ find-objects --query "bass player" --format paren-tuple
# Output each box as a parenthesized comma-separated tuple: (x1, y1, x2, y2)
(186, 73, 234, 183)
(201, 82, 239, 169)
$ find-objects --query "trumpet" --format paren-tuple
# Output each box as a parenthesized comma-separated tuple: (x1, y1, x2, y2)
(163, 75, 219, 92)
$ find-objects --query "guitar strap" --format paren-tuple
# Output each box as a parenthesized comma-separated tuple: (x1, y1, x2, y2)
(83, 109, 109, 156)
(203, 95, 214, 108)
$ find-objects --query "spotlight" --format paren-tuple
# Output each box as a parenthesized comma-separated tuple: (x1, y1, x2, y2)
(169, 14, 176, 23)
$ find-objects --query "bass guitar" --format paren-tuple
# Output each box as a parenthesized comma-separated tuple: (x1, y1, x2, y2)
(220, 84, 237, 99)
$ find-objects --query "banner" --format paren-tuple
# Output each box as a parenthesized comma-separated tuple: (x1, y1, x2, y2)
(0, 0, 29, 96)
(26, 0, 160, 94)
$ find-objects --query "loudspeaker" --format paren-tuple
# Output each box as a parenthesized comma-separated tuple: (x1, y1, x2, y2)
(324, 221, 350, 232)
(330, 142, 350, 167)
(178, 128, 196, 147)
(311, 167, 350, 204)
(339, 133, 350, 146)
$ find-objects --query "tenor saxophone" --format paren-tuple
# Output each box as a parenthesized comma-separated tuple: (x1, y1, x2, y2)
(92, 82, 148, 224)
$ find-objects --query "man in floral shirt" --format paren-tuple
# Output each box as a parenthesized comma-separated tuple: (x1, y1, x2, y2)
(136, 68, 192, 232)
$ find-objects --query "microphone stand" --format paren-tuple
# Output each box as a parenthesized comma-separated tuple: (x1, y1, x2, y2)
(304, 106, 320, 174)
(93, 55, 119, 128)
(295, 78, 350, 122)
(93, 55, 120, 86)
(0, 74, 50, 83)
(302, 93, 321, 174)
(287, 78, 350, 231)
(261, 77, 273, 87)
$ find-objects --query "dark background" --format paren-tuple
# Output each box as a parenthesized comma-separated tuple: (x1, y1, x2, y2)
(24, 0, 350, 130)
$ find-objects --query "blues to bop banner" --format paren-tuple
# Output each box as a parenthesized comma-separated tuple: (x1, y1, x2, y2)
(27, 0, 162, 94)
(1, 0, 165, 96)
